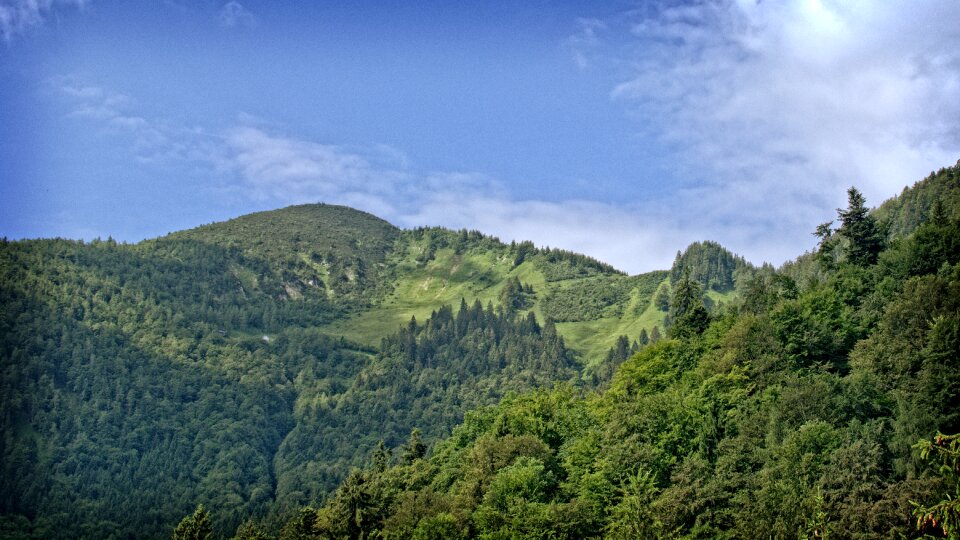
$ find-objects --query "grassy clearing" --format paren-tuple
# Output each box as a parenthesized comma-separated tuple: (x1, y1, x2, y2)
(556, 276, 669, 366)
(323, 247, 545, 345)
(321, 241, 696, 366)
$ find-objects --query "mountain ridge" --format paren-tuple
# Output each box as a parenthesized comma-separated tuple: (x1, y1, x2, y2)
(3, 160, 958, 537)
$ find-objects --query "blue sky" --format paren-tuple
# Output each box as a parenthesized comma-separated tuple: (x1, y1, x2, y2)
(2, 0, 959, 273)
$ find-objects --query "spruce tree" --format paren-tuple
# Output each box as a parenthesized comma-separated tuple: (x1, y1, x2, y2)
(669, 269, 710, 338)
(650, 326, 661, 342)
(837, 187, 883, 266)
(172, 505, 213, 540)
(402, 428, 427, 464)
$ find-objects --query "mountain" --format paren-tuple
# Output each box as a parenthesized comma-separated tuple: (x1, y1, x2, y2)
(874, 159, 960, 239)
(248, 161, 960, 539)
(3, 160, 959, 538)
(0, 204, 685, 538)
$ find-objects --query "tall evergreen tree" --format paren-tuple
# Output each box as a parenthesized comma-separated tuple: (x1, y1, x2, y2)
(650, 326, 661, 342)
(669, 269, 710, 338)
(837, 187, 883, 266)
(402, 428, 427, 464)
(172, 505, 213, 540)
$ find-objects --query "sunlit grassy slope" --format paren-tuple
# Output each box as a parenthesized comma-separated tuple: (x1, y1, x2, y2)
(178, 204, 739, 365)
(323, 237, 673, 365)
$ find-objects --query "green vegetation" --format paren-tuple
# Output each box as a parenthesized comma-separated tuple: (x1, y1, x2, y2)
(216, 167, 958, 539)
(320, 227, 662, 363)
(270, 300, 578, 513)
(670, 240, 751, 292)
(0, 221, 579, 537)
(171, 203, 401, 308)
(875, 159, 960, 239)
(2, 161, 959, 538)
(540, 272, 666, 323)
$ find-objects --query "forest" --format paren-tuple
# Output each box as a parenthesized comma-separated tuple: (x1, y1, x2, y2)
(2, 162, 960, 538)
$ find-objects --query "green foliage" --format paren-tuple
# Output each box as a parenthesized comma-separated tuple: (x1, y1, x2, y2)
(540, 271, 666, 323)
(412, 512, 464, 540)
(262, 172, 960, 539)
(875, 160, 960, 239)
(498, 276, 535, 312)
(5, 164, 960, 538)
(669, 269, 710, 338)
(837, 187, 884, 267)
(403, 429, 428, 464)
(671, 240, 751, 292)
(232, 520, 269, 540)
(532, 247, 624, 282)
(913, 433, 960, 539)
(654, 281, 671, 311)
(173, 505, 214, 540)
(605, 469, 663, 539)
(0, 228, 577, 537)
(171, 203, 401, 307)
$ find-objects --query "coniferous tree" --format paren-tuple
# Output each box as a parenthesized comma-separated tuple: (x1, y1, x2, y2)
(173, 505, 213, 540)
(370, 440, 390, 474)
(837, 187, 883, 266)
(232, 521, 268, 540)
(669, 269, 710, 338)
(402, 428, 427, 464)
(813, 221, 835, 268)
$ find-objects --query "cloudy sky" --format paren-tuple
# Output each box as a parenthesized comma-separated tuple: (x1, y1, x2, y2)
(2, 0, 958, 273)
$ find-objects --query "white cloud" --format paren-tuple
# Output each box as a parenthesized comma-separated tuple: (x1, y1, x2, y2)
(0, 0, 87, 42)
(55, 78, 221, 167)
(599, 0, 960, 263)
(50, 76, 847, 273)
(222, 126, 407, 215)
(218, 1, 254, 28)
(59, 0, 960, 280)
(565, 18, 606, 69)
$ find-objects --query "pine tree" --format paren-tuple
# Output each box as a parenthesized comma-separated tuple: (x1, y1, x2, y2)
(233, 520, 268, 540)
(650, 326, 661, 343)
(813, 221, 835, 268)
(669, 269, 710, 338)
(837, 187, 883, 266)
(370, 440, 390, 474)
(402, 428, 427, 464)
(172, 505, 213, 540)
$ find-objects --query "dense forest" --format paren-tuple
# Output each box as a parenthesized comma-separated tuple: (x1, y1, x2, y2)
(192, 163, 960, 539)
(0, 205, 633, 538)
(2, 162, 960, 538)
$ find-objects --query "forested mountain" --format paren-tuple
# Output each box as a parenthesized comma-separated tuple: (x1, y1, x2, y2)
(670, 241, 751, 293)
(875, 161, 960, 240)
(0, 205, 663, 538)
(214, 162, 959, 539)
(2, 161, 960, 538)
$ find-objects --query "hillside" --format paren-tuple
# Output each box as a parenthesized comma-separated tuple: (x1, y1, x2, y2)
(222, 162, 960, 540)
(0, 205, 682, 538)
(165, 205, 676, 366)
(4, 161, 958, 539)
(168, 204, 401, 308)
(321, 227, 675, 368)
(874, 159, 960, 239)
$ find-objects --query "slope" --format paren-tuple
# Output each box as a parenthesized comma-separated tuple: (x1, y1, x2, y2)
(259, 160, 960, 540)
(170, 203, 401, 308)
(320, 227, 678, 367)
(0, 201, 752, 538)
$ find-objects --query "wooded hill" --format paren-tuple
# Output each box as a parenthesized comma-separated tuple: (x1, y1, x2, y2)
(2, 161, 959, 538)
